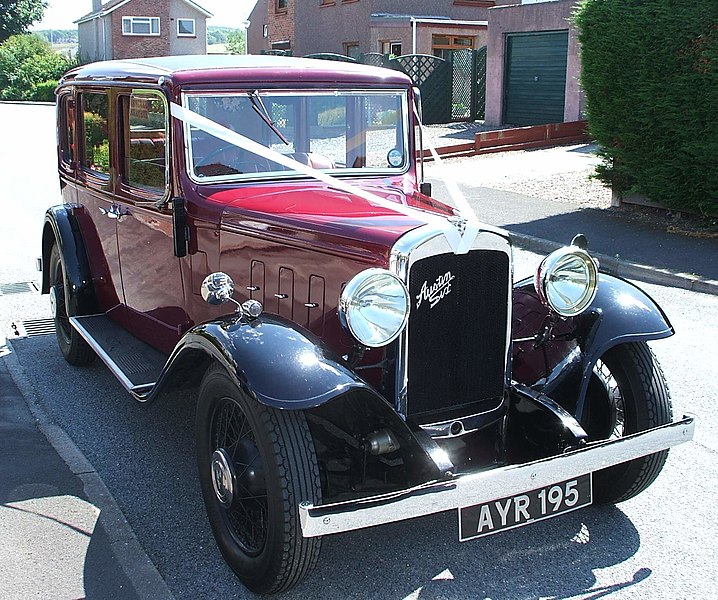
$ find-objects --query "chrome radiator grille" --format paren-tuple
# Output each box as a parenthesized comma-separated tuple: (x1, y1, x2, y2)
(405, 250, 510, 421)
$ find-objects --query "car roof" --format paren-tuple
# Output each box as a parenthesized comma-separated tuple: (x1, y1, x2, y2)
(61, 55, 413, 88)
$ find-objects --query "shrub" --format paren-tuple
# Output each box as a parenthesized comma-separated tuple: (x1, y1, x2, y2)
(575, 0, 718, 215)
(33, 79, 57, 101)
(0, 34, 74, 101)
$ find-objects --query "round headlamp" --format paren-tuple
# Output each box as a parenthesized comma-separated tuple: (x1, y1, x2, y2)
(535, 247, 599, 317)
(339, 268, 410, 348)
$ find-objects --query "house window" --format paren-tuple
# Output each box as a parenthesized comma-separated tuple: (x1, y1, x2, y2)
(276, 0, 288, 12)
(177, 18, 195, 37)
(381, 40, 402, 56)
(122, 16, 160, 36)
(344, 42, 360, 60)
(432, 35, 475, 59)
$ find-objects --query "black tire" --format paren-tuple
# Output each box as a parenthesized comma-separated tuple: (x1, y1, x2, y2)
(586, 342, 673, 504)
(196, 364, 322, 594)
(49, 244, 95, 366)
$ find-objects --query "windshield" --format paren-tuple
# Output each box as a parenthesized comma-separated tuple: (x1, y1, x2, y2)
(183, 90, 409, 181)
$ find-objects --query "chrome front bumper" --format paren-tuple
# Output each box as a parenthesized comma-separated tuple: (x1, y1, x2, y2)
(299, 415, 695, 538)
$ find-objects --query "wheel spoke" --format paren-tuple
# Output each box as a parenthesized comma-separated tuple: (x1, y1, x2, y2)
(211, 397, 268, 555)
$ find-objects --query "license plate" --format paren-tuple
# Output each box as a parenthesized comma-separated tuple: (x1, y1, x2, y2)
(458, 473, 593, 541)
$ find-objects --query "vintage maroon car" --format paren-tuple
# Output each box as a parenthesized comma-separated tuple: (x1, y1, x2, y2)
(42, 55, 693, 593)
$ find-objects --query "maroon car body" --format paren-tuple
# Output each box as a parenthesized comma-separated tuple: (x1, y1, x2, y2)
(41, 55, 693, 594)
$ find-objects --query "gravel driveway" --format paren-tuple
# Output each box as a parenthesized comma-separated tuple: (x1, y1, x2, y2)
(424, 142, 613, 209)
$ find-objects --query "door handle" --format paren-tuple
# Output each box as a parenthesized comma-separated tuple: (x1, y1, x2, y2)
(99, 205, 130, 220)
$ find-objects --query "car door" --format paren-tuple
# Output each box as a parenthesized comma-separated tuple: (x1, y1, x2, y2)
(113, 89, 189, 355)
(74, 89, 127, 325)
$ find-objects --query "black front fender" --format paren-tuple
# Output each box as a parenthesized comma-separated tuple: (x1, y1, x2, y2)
(160, 313, 371, 410)
(512, 273, 673, 422)
(41, 205, 98, 316)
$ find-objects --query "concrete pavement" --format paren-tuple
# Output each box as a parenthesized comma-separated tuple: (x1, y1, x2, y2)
(0, 346, 174, 600)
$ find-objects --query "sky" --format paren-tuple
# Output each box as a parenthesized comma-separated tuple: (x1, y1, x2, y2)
(32, 0, 259, 30)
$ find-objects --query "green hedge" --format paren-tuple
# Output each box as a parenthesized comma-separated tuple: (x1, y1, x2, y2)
(575, 0, 718, 215)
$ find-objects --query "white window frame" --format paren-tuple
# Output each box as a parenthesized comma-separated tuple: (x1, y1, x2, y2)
(177, 18, 196, 37)
(122, 16, 160, 37)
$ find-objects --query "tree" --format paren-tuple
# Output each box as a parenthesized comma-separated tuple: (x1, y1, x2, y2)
(0, 33, 74, 100)
(0, 0, 47, 43)
(227, 30, 246, 55)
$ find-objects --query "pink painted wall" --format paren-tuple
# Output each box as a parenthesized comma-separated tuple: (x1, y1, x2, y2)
(484, 0, 585, 126)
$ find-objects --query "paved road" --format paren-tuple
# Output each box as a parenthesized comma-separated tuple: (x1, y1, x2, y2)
(1, 103, 717, 599)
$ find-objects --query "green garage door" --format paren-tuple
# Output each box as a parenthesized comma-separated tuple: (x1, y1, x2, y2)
(504, 31, 569, 126)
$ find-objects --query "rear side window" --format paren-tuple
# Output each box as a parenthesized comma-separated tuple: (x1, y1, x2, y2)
(121, 91, 168, 197)
(81, 92, 110, 176)
(58, 94, 75, 165)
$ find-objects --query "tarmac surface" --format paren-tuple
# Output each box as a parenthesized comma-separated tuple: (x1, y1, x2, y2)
(0, 106, 716, 598)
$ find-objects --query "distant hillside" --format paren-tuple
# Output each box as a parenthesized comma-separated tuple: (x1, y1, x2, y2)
(34, 29, 78, 44)
(207, 26, 241, 45)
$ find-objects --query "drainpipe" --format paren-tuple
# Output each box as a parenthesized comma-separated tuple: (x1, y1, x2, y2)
(102, 17, 107, 60)
(411, 18, 417, 54)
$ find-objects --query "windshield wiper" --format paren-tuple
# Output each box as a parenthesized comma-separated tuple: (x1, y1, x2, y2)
(247, 90, 290, 146)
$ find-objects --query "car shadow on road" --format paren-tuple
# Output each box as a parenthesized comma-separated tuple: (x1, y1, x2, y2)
(283, 503, 644, 600)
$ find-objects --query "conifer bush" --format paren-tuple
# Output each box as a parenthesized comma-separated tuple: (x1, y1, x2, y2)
(575, 0, 718, 215)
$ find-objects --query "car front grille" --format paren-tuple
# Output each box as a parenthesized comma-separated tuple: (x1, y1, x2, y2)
(406, 250, 510, 421)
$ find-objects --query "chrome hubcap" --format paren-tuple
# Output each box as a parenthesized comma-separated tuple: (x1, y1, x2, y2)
(211, 448, 236, 508)
(49, 285, 58, 317)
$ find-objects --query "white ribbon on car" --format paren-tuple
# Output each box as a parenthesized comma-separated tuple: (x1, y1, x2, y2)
(170, 102, 480, 255)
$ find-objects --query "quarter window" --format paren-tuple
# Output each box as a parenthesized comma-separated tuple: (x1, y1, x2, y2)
(122, 16, 160, 36)
(81, 92, 110, 176)
(59, 95, 75, 165)
(177, 18, 195, 37)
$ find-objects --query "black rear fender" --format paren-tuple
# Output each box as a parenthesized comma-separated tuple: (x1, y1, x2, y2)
(41, 206, 98, 316)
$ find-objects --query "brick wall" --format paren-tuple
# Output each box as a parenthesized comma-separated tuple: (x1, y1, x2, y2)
(111, 0, 170, 60)
(269, 0, 295, 51)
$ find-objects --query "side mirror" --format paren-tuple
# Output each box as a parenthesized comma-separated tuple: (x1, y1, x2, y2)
(201, 272, 235, 305)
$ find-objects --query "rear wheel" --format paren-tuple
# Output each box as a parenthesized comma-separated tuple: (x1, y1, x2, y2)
(49, 244, 95, 366)
(585, 342, 672, 503)
(196, 364, 322, 594)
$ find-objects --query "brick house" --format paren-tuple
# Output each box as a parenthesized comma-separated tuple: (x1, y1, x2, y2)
(248, 0, 499, 59)
(76, 0, 212, 63)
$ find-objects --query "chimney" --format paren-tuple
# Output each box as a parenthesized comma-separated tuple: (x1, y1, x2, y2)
(93, 0, 102, 12)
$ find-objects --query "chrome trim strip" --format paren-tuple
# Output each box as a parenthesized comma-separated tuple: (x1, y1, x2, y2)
(389, 224, 513, 421)
(299, 415, 695, 537)
(69, 316, 156, 397)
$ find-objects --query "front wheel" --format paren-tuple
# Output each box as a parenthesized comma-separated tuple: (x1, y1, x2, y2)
(585, 342, 673, 504)
(196, 364, 322, 594)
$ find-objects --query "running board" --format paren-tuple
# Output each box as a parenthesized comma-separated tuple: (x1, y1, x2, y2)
(70, 315, 167, 397)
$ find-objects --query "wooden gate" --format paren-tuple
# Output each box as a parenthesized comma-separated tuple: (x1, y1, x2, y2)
(389, 54, 451, 125)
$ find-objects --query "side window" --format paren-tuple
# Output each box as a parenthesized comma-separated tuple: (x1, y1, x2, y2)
(121, 92, 168, 197)
(58, 94, 75, 166)
(81, 92, 110, 176)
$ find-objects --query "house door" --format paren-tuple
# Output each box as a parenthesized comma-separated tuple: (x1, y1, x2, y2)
(503, 31, 569, 126)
